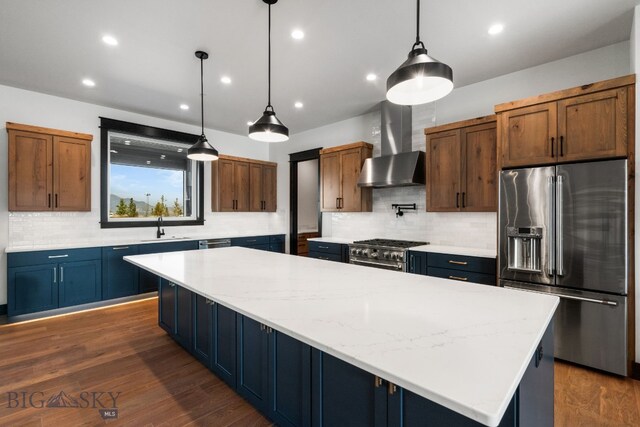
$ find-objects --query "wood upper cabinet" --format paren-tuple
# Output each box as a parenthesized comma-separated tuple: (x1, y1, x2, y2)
(7, 122, 92, 212)
(497, 75, 634, 168)
(320, 142, 372, 212)
(211, 155, 276, 212)
(426, 116, 497, 212)
(249, 163, 277, 212)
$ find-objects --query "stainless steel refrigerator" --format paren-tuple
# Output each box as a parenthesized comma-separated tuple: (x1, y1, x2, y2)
(499, 159, 628, 376)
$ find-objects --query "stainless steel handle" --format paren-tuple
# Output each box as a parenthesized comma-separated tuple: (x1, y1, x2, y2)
(448, 275, 468, 281)
(502, 285, 618, 307)
(206, 299, 215, 305)
(60, 266, 64, 283)
(388, 382, 397, 395)
(53, 267, 56, 284)
(112, 246, 130, 250)
(556, 175, 564, 276)
(547, 176, 555, 276)
(169, 282, 176, 288)
(246, 239, 257, 243)
(48, 254, 69, 259)
(317, 256, 330, 260)
(350, 259, 403, 271)
(318, 245, 329, 249)
(448, 260, 467, 265)
(374, 376, 383, 388)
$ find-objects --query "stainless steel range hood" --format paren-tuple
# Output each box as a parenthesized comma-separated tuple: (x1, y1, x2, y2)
(357, 102, 425, 188)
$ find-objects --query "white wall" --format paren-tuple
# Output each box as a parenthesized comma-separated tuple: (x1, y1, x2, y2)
(0, 84, 284, 305)
(271, 41, 631, 251)
(297, 159, 319, 232)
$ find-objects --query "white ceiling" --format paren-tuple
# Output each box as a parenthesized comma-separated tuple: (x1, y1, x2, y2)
(0, 0, 638, 136)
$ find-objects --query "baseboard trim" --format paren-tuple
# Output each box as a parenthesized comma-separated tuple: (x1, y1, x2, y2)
(631, 362, 640, 381)
(0, 304, 6, 316)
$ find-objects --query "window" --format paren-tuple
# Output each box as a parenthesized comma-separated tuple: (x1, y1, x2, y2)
(100, 118, 204, 228)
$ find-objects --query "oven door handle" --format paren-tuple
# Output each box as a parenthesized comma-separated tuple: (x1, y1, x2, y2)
(350, 259, 403, 271)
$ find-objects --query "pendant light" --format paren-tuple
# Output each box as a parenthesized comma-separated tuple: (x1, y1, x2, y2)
(188, 50, 219, 161)
(249, 0, 289, 142)
(386, 0, 453, 105)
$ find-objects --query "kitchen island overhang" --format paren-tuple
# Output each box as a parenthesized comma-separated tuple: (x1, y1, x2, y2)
(125, 247, 558, 427)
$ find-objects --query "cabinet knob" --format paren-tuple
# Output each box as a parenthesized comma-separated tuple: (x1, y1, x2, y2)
(374, 376, 383, 388)
(388, 382, 397, 395)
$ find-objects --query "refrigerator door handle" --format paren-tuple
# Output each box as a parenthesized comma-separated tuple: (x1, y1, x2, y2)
(502, 285, 618, 306)
(547, 176, 555, 276)
(556, 175, 564, 276)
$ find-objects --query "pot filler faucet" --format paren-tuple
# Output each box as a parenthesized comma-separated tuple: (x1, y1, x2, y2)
(157, 216, 165, 239)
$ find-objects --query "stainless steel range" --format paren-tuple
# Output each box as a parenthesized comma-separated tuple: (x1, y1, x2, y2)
(349, 239, 428, 271)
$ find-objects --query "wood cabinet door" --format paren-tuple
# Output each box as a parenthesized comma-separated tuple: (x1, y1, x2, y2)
(249, 163, 264, 212)
(339, 148, 363, 212)
(320, 152, 341, 212)
(262, 164, 277, 212)
(53, 136, 91, 211)
(557, 87, 628, 162)
(217, 159, 236, 212)
(500, 102, 557, 168)
(8, 130, 53, 211)
(427, 130, 461, 212)
(234, 161, 250, 212)
(461, 123, 497, 212)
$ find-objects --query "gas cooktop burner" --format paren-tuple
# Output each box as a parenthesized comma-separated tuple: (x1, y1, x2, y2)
(352, 239, 428, 248)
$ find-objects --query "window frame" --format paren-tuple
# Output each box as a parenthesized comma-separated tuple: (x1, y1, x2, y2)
(100, 117, 205, 229)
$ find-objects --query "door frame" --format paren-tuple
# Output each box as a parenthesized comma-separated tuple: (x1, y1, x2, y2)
(289, 148, 322, 255)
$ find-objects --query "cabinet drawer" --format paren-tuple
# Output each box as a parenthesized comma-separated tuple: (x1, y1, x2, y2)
(308, 241, 342, 255)
(428, 267, 496, 286)
(231, 236, 270, 247)
(427, 253, 496, 274)
(8, 247, 102, 268)
(309, 251, 342, 262)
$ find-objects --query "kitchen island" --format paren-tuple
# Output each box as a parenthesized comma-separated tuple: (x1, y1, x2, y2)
(125, 247, 558, 427)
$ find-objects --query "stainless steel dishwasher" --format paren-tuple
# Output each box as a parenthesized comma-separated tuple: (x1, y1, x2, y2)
(198, 239, 231, 249)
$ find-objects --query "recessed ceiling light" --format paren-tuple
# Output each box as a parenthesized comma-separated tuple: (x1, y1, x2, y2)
(160, 154, 166, 159)
(180, 104, 189, 110)
(124, 140, 131, 145)
(247, 121, 254, 126)
(220, 76, 232, 84)
(82, 78, 96, 87)
(146, 160, 151, 165)
(366, 73, 377, 82)
(177, 148, 183, 153)
(291, 29, 305, 40)
(488, 23, 504, 35)
(294, 101, 303, 109)
(110, 149, 118, 154)
(102, 35, 118, 46)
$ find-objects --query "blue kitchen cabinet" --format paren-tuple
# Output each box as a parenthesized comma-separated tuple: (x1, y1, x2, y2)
(269, 234, 285, 253)
(102, 245, 139, 299)
(308, 241, 348, 263)
(193, 293, 213, 366)
(407, 251, 427, 275)
(7, 264, 59, 316)
(158, 279, 176, 334)
(58, 260, 101, 307)
(312, 350, 387, 427)
(211, 303, 238, 388)
(157, 280, 192, 350)
(237, 315, 270, 412)
(138, 240, 198, 293)
(426, 253, 497, 286)
(7, 247, 102, 316)
(269, 331, 311, 427)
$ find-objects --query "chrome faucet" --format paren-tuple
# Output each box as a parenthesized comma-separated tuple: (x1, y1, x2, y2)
(157, 216, 165, 239)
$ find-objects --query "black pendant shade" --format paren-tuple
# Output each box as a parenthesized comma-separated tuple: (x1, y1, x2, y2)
(249, 0, 289, 142)
(386, 0, 453, 105)
(188, 50, 219, 161)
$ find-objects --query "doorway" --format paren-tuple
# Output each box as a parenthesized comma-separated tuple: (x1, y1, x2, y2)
(289, 148, 322, 256)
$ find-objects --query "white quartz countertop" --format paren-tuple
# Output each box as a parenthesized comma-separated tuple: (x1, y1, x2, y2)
(4, 232, 286, 253)
(125, 248, 557, 426)
(411, 244, 497, 258)
(307, 236, 353, 244)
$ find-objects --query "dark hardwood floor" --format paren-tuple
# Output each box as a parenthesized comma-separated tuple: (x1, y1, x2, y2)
(0, 298, 638, 426)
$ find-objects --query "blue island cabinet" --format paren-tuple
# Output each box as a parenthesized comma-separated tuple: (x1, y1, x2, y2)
(158, 279, 192, 350)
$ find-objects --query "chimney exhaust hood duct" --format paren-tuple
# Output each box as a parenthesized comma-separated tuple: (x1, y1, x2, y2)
(357, 101, 425, 188)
